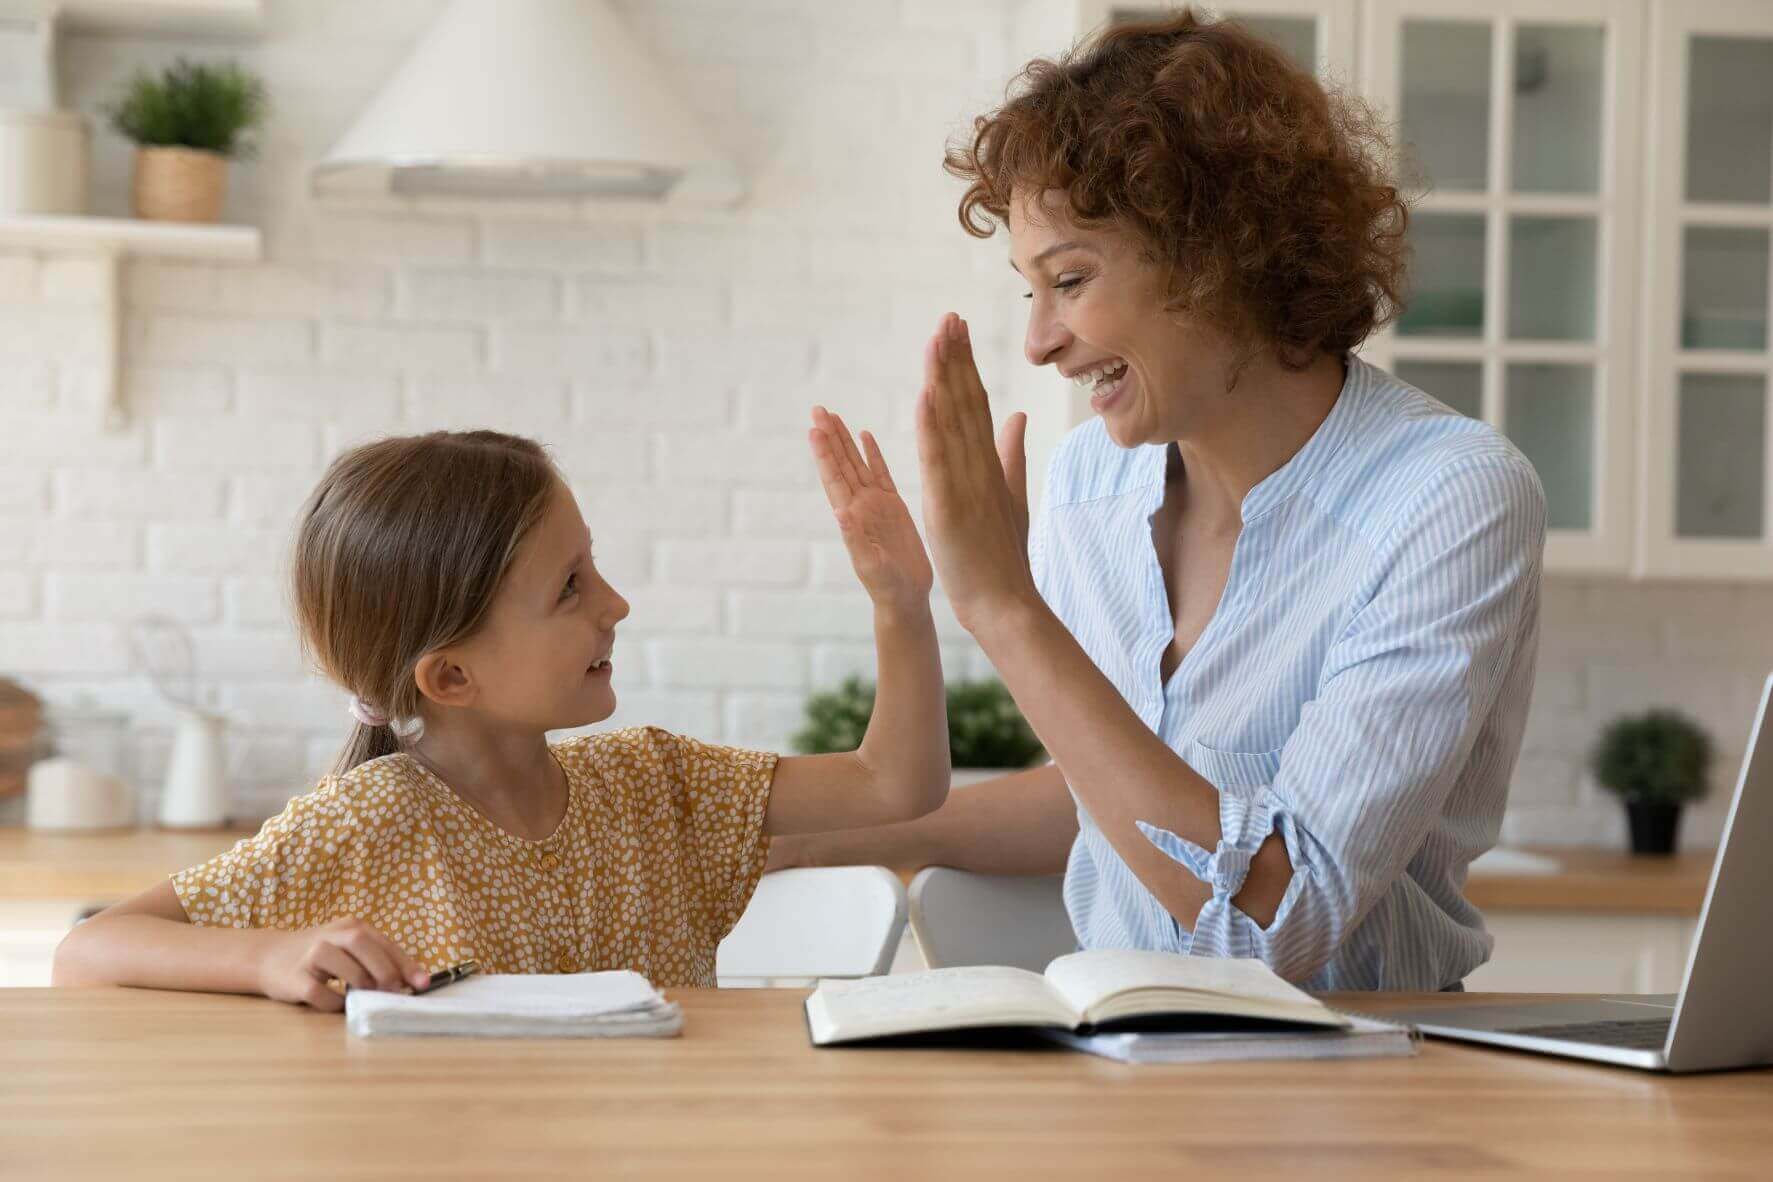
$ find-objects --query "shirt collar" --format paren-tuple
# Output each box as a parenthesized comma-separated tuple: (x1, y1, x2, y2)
(1236, 354, 1369, 523)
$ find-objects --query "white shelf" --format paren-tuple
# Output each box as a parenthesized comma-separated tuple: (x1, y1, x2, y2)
(0, 0, 262, 38)
(0, 214, 261, 430)
(0, 213, 260, 261)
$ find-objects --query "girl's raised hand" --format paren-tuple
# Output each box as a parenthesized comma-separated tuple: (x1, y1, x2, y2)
(808, 406, 933, 616)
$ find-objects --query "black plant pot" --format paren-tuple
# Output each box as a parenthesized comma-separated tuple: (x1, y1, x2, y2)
(1625, 801, 1683, 856)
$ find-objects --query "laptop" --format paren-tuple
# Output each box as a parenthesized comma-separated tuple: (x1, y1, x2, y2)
(1376, 672, 1773, 1073)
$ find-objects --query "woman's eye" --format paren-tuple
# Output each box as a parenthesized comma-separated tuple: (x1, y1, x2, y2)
(1025, 278, 1084, 300)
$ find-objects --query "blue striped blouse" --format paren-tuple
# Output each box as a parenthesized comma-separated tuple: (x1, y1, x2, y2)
(1031, 357, 1546, 992)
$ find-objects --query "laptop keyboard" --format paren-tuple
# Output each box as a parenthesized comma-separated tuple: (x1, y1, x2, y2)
(1506, 1018, 1671, 1050)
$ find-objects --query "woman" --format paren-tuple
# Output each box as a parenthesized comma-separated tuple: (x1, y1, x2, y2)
(771, 10, 1545, 992)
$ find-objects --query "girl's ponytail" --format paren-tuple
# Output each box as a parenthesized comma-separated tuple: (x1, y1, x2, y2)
(337, 720, 399, 774)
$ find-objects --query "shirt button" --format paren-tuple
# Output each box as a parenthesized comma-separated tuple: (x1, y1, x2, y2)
(539, 852, 560, 871)
(556, 956, 574, 974)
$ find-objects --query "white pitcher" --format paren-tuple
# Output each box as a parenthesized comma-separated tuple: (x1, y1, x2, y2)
(158, 707, 230, 829)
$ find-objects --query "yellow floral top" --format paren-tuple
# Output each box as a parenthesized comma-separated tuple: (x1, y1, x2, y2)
(171, 728, 777, 987)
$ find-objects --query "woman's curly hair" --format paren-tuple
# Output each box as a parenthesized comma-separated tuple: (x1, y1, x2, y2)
(946, 8, 1410, 366)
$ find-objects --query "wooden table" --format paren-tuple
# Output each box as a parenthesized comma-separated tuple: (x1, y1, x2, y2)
(4, 987, 1768, 1179)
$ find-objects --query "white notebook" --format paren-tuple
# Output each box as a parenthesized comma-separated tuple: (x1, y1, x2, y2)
(345, 971, 683, 1039)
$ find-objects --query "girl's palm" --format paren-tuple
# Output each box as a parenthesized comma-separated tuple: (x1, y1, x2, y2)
(809, 406, 933, 611)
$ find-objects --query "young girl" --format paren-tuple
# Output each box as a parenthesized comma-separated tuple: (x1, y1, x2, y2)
(53, 411, 949, 1007)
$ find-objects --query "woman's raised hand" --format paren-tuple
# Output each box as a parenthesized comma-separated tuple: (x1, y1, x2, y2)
(808, 405, 934, 616)
(916, 313, 1036, 633)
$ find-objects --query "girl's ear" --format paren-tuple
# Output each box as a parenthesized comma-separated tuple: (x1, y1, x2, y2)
(413, 650, 475, 709)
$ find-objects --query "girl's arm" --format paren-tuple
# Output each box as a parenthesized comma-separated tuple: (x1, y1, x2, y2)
(53, 880, 428, 1010)
(769, 763, 1077, 874)
(763, 408, 950, 836)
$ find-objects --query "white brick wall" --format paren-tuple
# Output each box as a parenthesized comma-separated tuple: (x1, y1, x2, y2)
(1, 0, 1760, 851)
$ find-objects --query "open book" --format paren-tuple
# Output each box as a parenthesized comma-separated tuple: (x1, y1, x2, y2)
(807, 949, 1381, 1047)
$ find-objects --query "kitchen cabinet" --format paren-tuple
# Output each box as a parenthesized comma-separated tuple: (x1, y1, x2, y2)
(1638, 0, 1773, 578)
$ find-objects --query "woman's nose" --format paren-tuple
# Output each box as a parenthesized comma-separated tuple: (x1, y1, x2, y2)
(1024, 300, 1071, 368)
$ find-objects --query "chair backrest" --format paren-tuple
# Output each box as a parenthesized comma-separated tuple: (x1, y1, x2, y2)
(716, 866, 907, 984)
(907, 868, 1077, 973)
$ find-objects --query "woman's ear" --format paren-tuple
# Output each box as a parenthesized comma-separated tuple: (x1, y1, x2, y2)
(413, 650, 475, 709)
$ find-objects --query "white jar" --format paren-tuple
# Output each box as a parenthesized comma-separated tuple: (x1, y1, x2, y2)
(0, 108, 87, 215)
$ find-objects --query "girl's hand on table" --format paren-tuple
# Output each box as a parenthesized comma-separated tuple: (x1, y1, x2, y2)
(808, 404, 933, 617)
(256, 918, 429, 1012)
(915, 312, 1037, 634)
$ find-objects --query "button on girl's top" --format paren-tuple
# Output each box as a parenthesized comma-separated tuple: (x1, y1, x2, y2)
(171, 727, 777, 987)
(1032, 358, 1546, 992)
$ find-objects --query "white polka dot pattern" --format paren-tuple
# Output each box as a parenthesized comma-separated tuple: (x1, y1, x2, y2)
(170, 727, 777, 987)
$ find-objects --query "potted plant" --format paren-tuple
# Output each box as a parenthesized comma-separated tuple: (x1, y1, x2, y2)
(792, 676, 1045, 785)
(1588, 709, 1713, 856)
(105, 59, 266, 223)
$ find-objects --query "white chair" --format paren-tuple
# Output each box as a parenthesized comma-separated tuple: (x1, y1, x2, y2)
(908, 868, 1077, 973)
(716, 866, 907, 987)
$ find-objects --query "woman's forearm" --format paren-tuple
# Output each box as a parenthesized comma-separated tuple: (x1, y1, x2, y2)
(776, 764, 1077, 875)
(971, 598, 1294, 928)
(853, 603, 951, 818)
(53, 913, 274, 995)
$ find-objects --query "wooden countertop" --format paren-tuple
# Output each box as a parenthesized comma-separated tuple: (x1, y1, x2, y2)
(0, 825, 261, 903)
(0, 825, 1717, 915)
(0, 822, 1716, 914)
(2, 986, 1766, 1179)
(1458, 847, 1715, 916)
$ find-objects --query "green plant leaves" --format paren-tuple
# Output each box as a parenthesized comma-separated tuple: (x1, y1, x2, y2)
(1588, 709, 1714, 806)
(791, 677, 1045, 769)
(105, 58, 267, 157)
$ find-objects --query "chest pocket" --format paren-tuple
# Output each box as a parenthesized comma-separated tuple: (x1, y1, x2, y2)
(1183, 739, 1283, 793)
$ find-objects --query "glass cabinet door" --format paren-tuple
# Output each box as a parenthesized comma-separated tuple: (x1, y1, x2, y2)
(1640, 0, 1773, 579)
(1091, 1, 1358, 80)
(1362, 0, 1643, 574)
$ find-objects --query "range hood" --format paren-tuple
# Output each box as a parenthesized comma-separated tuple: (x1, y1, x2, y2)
(314, 0, 741, 205)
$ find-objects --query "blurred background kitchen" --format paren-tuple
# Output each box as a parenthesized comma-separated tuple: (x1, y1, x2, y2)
(2, 0, 1770, 993)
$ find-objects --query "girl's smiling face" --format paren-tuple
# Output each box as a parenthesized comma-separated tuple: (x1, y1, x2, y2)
(442, 481, 629, 732)
(1009, 189, 1240, 448)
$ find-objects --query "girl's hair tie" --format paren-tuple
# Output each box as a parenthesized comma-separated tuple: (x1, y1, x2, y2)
(348, 696, 426, 740)
(348, 695, 389, 728)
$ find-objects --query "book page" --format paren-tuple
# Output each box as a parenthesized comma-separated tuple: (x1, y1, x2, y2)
(1043, 950, 1335, 1026)
(806, 966, 1075, 1044)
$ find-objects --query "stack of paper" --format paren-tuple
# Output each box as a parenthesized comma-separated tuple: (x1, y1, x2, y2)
(345, 970, 682, 1039)
(1044, 1012, 1419, 1064)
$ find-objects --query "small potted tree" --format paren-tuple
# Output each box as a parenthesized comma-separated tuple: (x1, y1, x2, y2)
(793, 676, 1045, 786)
(1588, 709, 1713, 856)
(105, 59, 266, 223)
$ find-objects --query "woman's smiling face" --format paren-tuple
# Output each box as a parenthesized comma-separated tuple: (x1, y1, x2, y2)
(1009, 189, 1236, 448)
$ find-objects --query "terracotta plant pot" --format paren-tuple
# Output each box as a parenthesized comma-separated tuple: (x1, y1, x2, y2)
(131, 145, 227, 222)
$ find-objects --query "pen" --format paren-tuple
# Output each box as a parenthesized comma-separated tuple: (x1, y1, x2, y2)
(326, 959, 478, 997)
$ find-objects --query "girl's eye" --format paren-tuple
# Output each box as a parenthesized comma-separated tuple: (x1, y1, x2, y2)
(560, 573, 579, 602)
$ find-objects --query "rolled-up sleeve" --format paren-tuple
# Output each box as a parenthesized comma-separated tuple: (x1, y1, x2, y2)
(1136, 456, 1545, 982)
